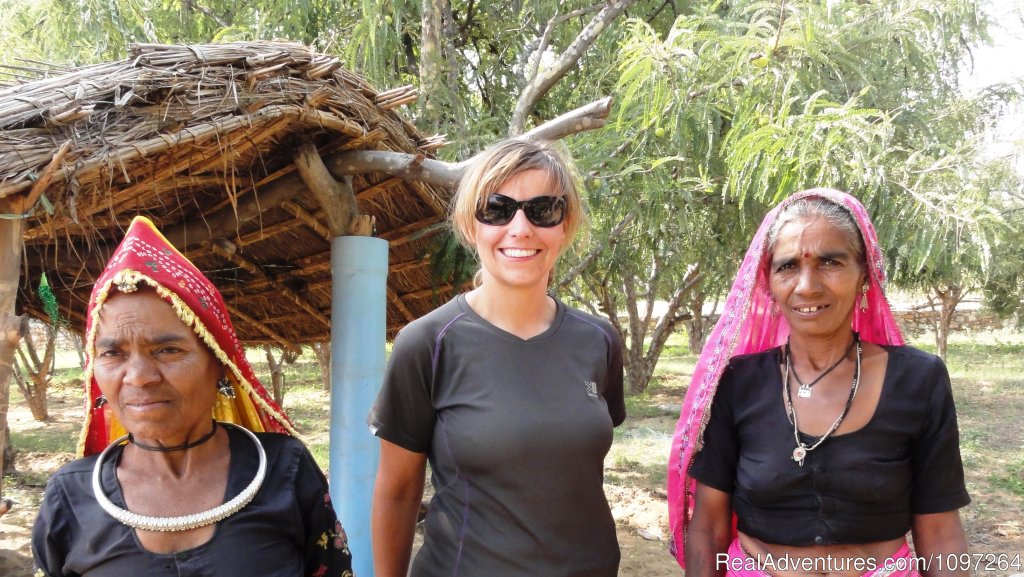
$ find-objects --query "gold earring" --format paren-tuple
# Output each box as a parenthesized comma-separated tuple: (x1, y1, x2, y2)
(859, 284, 869, 312)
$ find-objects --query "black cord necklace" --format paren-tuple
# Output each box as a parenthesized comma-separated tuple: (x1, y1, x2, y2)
(783, 339, 862, 466)
(128, 421, 218, 452)
(785, 333, 859, 398)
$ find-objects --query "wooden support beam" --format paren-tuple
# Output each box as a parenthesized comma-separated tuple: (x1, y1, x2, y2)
(356, 176, 403, 201)
(280, 201, 332, 242)
(14, 140, 72, 215)
(379, 215, 445, 247)
(294, 142, 371, 237)
(387, 287, 417, 322)
(401, 284, 456, 301)
(0, 198, 26, 502)
(236, 218, 304, 247)
(223, 301, 300, 356)
(208, 239, 331, 329)
(389, 256, 431, 274)
(162, 170, 302, 249)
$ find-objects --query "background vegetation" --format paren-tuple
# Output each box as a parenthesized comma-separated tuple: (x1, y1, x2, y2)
(1, 0, 1022, 394)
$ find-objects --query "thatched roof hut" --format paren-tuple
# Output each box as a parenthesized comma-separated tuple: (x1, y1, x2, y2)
(0, 41, 459, 350)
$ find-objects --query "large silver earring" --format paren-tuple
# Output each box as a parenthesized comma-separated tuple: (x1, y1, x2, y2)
(859, 283, 869, 312)
(217, 377, 235, 399)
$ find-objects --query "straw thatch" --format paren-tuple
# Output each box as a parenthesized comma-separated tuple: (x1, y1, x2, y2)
(0, 41, 461, 350)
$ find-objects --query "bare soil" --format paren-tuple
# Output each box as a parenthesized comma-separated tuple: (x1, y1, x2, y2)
(2, 372, 1021, 577)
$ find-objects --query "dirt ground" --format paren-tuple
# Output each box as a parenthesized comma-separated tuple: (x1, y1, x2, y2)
(0, 398, 683, 576)
(3, 384, 1021, 577)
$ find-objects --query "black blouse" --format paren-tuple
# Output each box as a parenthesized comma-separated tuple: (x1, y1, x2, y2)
(690, 345, 970, 546)
(33, 427, 353, 577)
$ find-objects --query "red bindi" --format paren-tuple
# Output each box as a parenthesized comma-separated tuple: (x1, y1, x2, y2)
(803, 252, 810, 259)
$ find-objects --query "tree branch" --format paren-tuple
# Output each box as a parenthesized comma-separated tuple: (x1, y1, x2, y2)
(509, 0, 635, 135)
(329, 97, 613, 187)
(191, 0, 230, 27)
(647, 264, 701, 367)
(556, 208, 636, 289)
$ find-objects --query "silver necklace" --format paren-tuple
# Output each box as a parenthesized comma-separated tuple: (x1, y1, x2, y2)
(91, 422, 267, 532)
(786, 336, 857, 398)
(783, 338, 861, 467)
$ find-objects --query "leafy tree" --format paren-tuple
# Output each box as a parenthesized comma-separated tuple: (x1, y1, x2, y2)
(557, 0, 1023, 388)
(3, 0, 1019, 389)
(883, 85, 1023, 357)
(980, 171, 1024, 329)
(0, 0, 354, 65)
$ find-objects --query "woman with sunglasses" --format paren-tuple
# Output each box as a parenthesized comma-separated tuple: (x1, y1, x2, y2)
(369, 139, 626, 576)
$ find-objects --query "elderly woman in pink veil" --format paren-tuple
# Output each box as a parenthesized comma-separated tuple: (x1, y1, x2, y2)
(668, 189, 971, 577)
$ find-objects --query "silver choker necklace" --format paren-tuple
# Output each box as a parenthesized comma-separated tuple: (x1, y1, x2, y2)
(91, 422, 267, 532)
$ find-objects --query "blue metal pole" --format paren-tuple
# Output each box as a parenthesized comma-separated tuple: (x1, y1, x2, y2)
(329, 235, 388, 577)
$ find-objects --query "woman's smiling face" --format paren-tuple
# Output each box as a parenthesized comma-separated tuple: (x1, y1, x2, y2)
(472, 168, 566, 292)
(768, 216, 866, 341)
(92, 289, 221, 444)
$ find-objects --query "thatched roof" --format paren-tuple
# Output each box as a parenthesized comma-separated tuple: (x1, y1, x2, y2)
(0, 41, 459, 351)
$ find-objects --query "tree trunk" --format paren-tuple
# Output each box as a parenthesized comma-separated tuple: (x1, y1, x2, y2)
(928, 285, 964, 360)
(15, 317, 54, 421)
(3, 427, 14, 474)
(684, 290, 707, 354)
(618, 264, 701, 395)
(312, 342, 331, 391)
(72, 330, 87, 369)
(0, 199, 26, 504)
(419, 0, 447, 132)
(264, 346, 286, 406)
(625, 353, 655, 396)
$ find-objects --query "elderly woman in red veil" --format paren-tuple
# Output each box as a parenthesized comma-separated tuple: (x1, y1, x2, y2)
(668, 189, 970, 577)
(32, 216, 353, 577)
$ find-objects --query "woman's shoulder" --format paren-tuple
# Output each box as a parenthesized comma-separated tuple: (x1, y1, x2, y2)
(50, 453, 100, 481)
(394, 296, 467, 342)
(247, 431, 326, 480)
(728, 347, 782, 368)
(881, 343, 945, 368)
(560, 302, 619, 339)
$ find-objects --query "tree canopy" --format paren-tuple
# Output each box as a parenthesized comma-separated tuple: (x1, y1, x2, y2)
(1, 0, 1021, 385)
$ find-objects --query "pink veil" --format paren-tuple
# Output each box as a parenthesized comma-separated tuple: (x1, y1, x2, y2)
(666, 188, 905, 567)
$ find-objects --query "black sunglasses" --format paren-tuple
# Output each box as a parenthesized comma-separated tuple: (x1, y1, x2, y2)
(475, 194, 567, 227)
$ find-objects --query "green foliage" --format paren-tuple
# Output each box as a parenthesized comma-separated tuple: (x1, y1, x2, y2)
(550, 0, 1023, 391)
(0, 0, 356, 65)
(3, 0, 1020, 387)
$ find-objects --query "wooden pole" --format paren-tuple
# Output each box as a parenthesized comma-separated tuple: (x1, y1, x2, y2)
(0, 197, 26, 514)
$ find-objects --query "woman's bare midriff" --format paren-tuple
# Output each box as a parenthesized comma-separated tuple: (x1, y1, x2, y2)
(739, 531, 906, 577)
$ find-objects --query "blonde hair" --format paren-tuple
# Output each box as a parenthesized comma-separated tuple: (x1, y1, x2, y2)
(451, 139, 587, 256)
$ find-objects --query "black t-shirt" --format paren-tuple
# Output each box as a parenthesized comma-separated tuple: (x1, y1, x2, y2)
(33, 427, 352, 577)
(369, 294, 625, 576)
(690, 345, 970, 546)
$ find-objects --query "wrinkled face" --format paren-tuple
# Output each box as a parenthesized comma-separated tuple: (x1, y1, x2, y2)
(768, 216, 866, 340)
(92, 289, 221, 442)
(472, 168, 566, 292)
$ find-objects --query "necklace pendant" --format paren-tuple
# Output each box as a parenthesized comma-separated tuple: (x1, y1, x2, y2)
(797, 384, 812, 398)
(792, 446, 807, 466)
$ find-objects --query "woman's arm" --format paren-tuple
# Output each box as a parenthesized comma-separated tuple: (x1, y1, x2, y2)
(685, 482, 733, 577)
(911, 511, 970, 577)
(372, 439, 428, 577)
